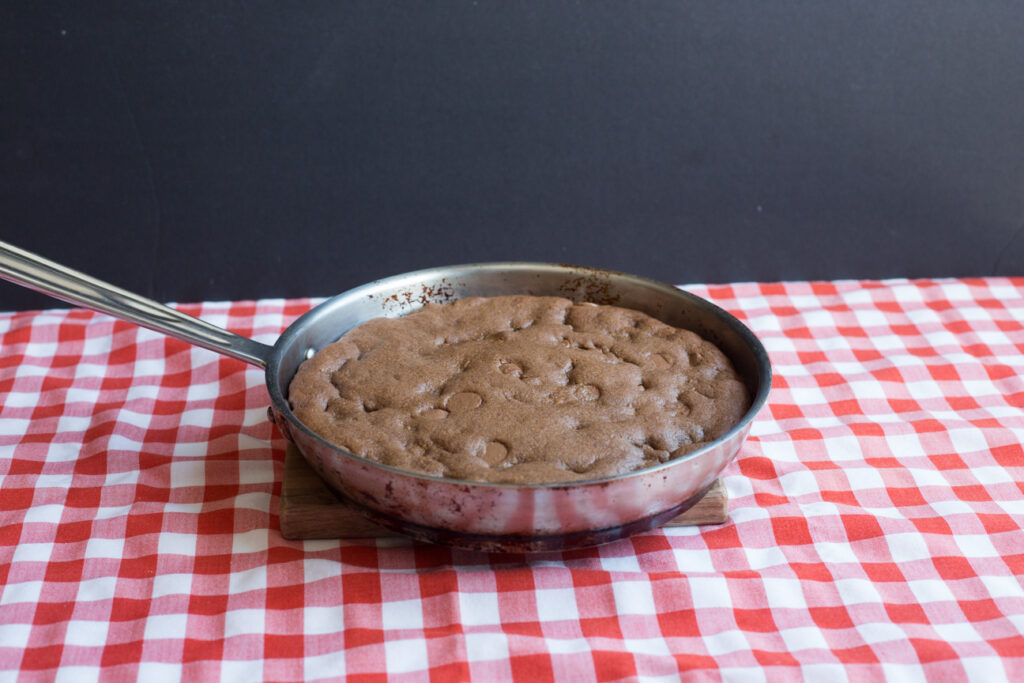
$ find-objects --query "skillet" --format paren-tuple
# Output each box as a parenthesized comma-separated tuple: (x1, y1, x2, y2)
(0, 241, 770, 551)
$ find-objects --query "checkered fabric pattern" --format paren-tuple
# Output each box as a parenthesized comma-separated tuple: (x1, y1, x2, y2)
(1, 278, 1022, 681)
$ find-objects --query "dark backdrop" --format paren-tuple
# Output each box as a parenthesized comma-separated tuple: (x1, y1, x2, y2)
(3, 2, 1023, 311)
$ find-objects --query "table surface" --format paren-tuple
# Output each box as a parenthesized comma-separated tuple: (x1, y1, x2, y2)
(1, 278, 1022, 681)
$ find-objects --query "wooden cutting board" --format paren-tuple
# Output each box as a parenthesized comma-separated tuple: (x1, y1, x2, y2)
(279, 444, 728, 540)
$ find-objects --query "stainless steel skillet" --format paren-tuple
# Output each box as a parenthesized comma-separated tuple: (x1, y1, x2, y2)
(0, 241, 771, 552)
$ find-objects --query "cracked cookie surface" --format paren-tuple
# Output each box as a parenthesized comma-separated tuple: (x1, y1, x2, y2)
(287, 296, 751, 484)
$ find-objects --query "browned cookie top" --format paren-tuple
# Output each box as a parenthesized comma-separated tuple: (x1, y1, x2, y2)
(287, 295, 750, 484)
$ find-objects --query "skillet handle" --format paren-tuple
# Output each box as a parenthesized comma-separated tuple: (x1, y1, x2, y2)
(0, 240, 274, 368)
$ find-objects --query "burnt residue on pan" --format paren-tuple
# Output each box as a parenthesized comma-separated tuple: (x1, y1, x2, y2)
(376, 278, 459, 314)
(556, 265, 624, 306)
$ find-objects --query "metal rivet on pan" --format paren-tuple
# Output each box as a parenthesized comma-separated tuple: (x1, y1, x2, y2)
(305, 347, 316, 360)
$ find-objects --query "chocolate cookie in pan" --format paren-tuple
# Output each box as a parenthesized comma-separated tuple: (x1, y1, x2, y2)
(287, 295, 751, 484)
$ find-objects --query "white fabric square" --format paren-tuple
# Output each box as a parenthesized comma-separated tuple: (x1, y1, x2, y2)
(11, 543, 52, 564)
(185, 378, 222, 403)
(21, 504, 63, 525)
(846, 379, 888, 400)
(534, 588, 579, 622)
(151, 573, 192, 599)
(136, 663, 183, 680)
(544, 637, 591, 654)
(843, 466, 886, 491)
(231, 529, 270, 555)
(946, 427, 989, 454)
(879, 663, 928, 683)
(157, 533, 197, 557)
(885, 533, 931, 563)
(178, 408, 215, 428)
(611, 580, 657, 616)
(908, 467, 955, 489)
(787, 385, 828, 407)
(779, 626, 830, 653)
(112, 408, 153, 431)
(218, 661, 264, 682)
(599, 551, 641, 573)
(980, 575, 1024, 600)
(144, 613, 189, 640)
(623, 636, 671, 656)
(822, 435, 866, 462)
(759, 577, 807, 610)
(852, 309, 889, 328)
(688, 576, 730, 610)
(382, 599, 424, 630)
(741, 545, 789, 572)
(759, 440, 800, 463)
(64, 619, 110, 647)
(703, 629, 751, 656)
(54, 667, 99, 683)
(908, 579, 956, 604)
(75, 576, 118, 603)
(880, 432, 929, 458)
(303, 605, 346, 636)
(950, 532, 999, 561)
(132, 357, 165, 377)
(969, 466, 1013, 486)
(855, 621, 909, 646)
(964, 657, 1015, 683)
(833, 578, 882, 606)
(384, 638, 430, 674)
(0, 580, 43, 607)
(815, 542, 861, 565)
(228, 566, 267, 595)
(903, 378, 944, 400)
(778, 470, 820, 498)
(303, 559, 341, 585)
(0, 623, 31, 650)
(236, 460, 274, 486)
(671, 547, 716, 574)
(304, 650, 347, 680)
(458, 591, 501, 627)
(170, 460, 206, 488)
(2, 390, 41, 408)
(55, 413, 93, 435)
(223, 608, 265, 637)
(464, 631, 510, 664)
(232, 492, 271, 512)
(932, 622, 981, 643)
(799, 664, 851, 682)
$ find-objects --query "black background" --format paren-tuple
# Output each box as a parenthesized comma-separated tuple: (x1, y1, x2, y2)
(3, 2, 1023, 311)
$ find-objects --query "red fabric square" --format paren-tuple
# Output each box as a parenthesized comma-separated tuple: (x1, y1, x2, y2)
(657, 609, 701, 637)
(509, 654, 554, 681)
(591, 650, 635, 682)
(753, 650, 800, 666)
(885, 603, 929, 624)
(734, 608, 778, 633)
(886, 487, 927, 507)
(737, 456, 778, 480)
(958, 598, 1004, 623)
(862, 563, 906, 582)
(580, 616, 623, 639)
(809, 606, 855, 629)
(841, 514, 885, 542)
(791, 563, 834, 582)
(771, 517, 814, 546)
(342, 573, 383, 603)
(932, 556, 977, 581)
(910, 638, 959, 663)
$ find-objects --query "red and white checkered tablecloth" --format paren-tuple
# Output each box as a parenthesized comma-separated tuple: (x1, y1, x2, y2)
(1, 278, 1022, 681)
